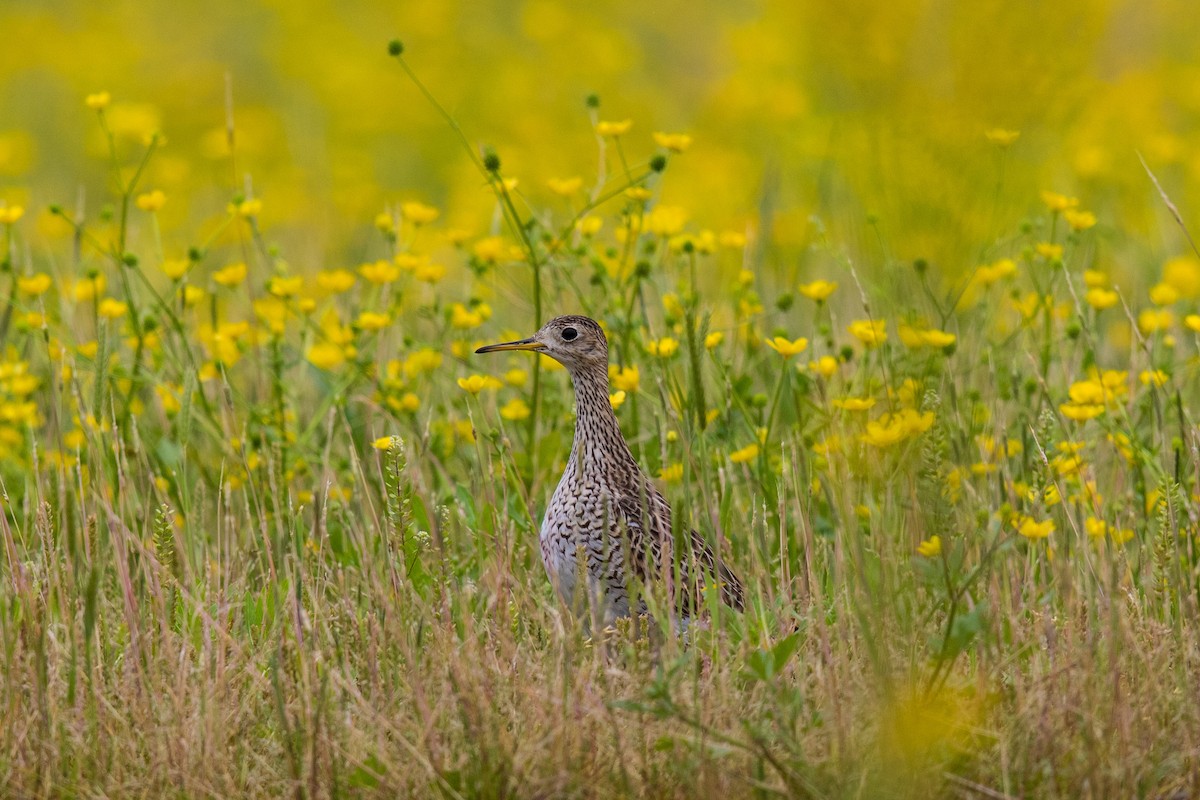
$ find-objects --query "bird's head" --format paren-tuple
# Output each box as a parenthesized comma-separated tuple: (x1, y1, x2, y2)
(475, 315, 608, 373)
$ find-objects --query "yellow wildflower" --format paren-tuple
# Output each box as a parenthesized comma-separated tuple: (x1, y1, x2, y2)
(1085, 288, 1118, 310)
(644, 205, 687, 236)
(546, 177, 583, 196)
(306, 342, 346, 371)
(659, 463, 684, 482)
(646, 337, 679, 357)
(1139, 369, 1169, 387)
(1035, 242, 1063, 260)
(317, 268, 357, 293)
(1040, 191, 1079, 212)
(268, 276, 304, 298)
(917, 536, 942, 557)
(1162, 256, 1200, 298)
(505, 369, 528, 386)
(450, 302, 491, 329)
(97, 298, 128, 319)
(213, 262, 248, 288)
(798, 280, 838, 301)
(612, 365, 640, 392)
(85, 91, 111, 110)
(848, 319, 887, 346)
(704, 331, 724, 349)
(499, 397, 531, 421)
(1017, 516, 1055, 539)
(1138, 308, 1174, 334)
(719, 230, 747, 248)
(764, 336, 809, 358)
(833, 397, 875, 411)
(0, 205, 26, 224)
(1149, 282, 1179, 306)
(1185, 314, 1200, 332)
(401, 201, 439, 224)
(414, 262, 446, 283)
(135, 190, 166, 211)
(457, 375, 502, 394)
(359, 259, 400, 285)
(898, 324, 956, 349)
(808, 356, 839, 377)
(231, 198, 262, 217)
(652, 132, 692, 153)
(1064, 209, 1096, 231)
(73, 274, 106, 301)
(974, 258, 1017, 286)
(984, 128, 1020, 146)
(356, 311, 391, 331)
(729, 443, 759, 463)
(609, 390, 627, 410)
(373, 436, 399, 451)
(1060, 402, 1104, 421)
(17, 273, 51, 296)
(595, 119, 633, 136)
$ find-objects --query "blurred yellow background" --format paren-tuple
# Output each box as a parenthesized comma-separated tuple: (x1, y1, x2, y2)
(2, 0, 1199, 279)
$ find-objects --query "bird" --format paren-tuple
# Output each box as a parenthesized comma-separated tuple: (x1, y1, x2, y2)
(476, 315, 744, 629)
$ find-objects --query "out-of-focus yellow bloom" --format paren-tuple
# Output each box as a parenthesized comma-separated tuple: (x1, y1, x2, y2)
(414, 262, 446, 283)
(917, 535, 942, 557)
(646, 337, 679, 357)
(974, 258, 1017, 286)
(450, 302, 491, 329)
(73, 274, 107, 302)
(1064, 209, 1096, 231)
(1139, 369, 1169, 387)
(764, 336, 809, 357)
(499, 397, 531, 421)
(1085, 288, 1118, 310)
(833, 396, 875, 411)
(798, 280, 838, 301)
(659, 463, 684, 482)
(729, 443, 759, 463)
(181, 285, 204, 307)
(404, 348, 443, 376)
(808, 356, 839, 377)
(704, 331, 724, 349)
(457, 374, 502, 394)
(1138, 308, 1174, 333)
(394, 392, 420, 413)
(575, 217, 603, 236)
(161, 258, 189, 280)
(1149, 282, 1179, 306)
(644, 205, 687, 236)
(402, 201, 439, 224)
(652, 132, 692, 153)
(1017, 516, 1055, 539)
(374, 212, 395, 233)
(662, 293, 684, 318)
(595, 119, 633, 136)
(318, 268, 357, 293)
(0, 205, 26, 224)
(1162, 256, 1200, 298)
(719, 230, 746, 248)
(609, 390, 627, 409)
(546, 176, 583, 196)
(504, 368, 528, 387)
(985, 128, 1020, 146)
(85, 91, 111, 110)
(373, 436, 399, 451)
(213, 262, 248, 288)
(135, 190, 166, 211)
(356, 311, 391, 331)
(306, 342, 346, 371)
(1040, 191, 1079, 212)
(17, 273, 51, 296)
(860, 409, 934, 448)
(97, 298, 128, 319)
(625, 187, 652, 201)
(1083, 270, 1108, 288)
(268, 276, 303, 298)
(1185, 314, 1200, 332)
(230, 198, 262, 217)
(473, 236, 507, 263)
(1060, 402, 1104, 421)
(848, 319, 887, 346)
(360, 260, 401, 284)
(612, 365, 639, 392)
(1035, 242, 1063, 260)
(898, 324, 956, 349)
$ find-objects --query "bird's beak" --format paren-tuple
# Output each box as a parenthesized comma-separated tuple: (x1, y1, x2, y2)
(475, 337, 546, 354)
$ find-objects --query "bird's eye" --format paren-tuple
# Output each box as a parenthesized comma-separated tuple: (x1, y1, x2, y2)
(560, 327, 578, 341)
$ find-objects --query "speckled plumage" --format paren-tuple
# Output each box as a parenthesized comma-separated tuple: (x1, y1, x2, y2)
(477, 315, 744, 627)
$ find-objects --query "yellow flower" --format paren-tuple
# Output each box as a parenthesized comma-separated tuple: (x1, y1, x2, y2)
(646, 337, 679, 357)
(135, 190, 166, 212)
(974, 258, 1017, 286)
(798, 280, 838, 301)
(231, 198, 262, 217)
(659, 463, 684, 482)
(414, 262, 446, 283)
(373, 436, 399, 451)
(181, 285, 204, 307)
(729, 443, 759, 463)
(1083, 270, 1108, 288)
(848, 319, 887, 346)
(1138, 308, 1174, 334)
(1060, 402, 1104, 421)
(1085, 288, 1118, 310)
(85, 91, 111, 110)
(1040, 191, 1079, 212)
(457, 374, 502, 394)
(704, 331, 724, 349)
(652, 132, 692, 153)
(401, 201, 439, 224)
(546, 176, 583, 196)
(268, 276, 304, 298)
(1149, 282, 1179, 306)
(612, 365, 640, 392)
(1017, 516, 1055, 539)
(917, 535, 942, 557)
(625, 187, 652, 201)
(450, 302, 491, 329)
(73, 273, 107, 302)
(499, 397, 531, 421)
(97, 298, 128, 319)
(1139, 369, 1169, 387)
(374, 212, 395, 233)
(356, 311, 391, 331)
(1162, 256, 1200, 298)
(1185, 314, 1200, 333)
(161, 258, 189, 280)
(764, 336, 809, 357)
(576, 217, 603, 236)
(984, 128, 1020, 146)
(473, 236, 507, 263)
(396, 392, 420, 413)
(833, 396, 875, 411)
(1063, 209, 1096, 231)
(0, 205, 25, 224)
(808, 356, 839, 377)
(860, 409, 934, 448)
(505, 368, 528, 387)
(359, 259, 401, 285)
(17, 273, 51, 296)
(1035, 242, 1063, 260)
(898, 324, 956, 349)
(306, 342, 346, 371)
(609, 390, 627, 409)
(595, 119, 633, 136)
(644, 205, 687, 236)
(719, 230, 746, 248)
(404, 348, 443, 376)
(318, 268, 357, 293)
(213, 262, 248, 288)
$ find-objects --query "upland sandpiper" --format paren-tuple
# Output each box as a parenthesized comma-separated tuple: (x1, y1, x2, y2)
(476, 315, 744, 627)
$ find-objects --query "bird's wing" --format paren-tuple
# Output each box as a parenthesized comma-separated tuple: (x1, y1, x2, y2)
(614, 482, 744, 612)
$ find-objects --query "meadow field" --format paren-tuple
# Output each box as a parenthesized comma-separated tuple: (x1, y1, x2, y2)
(2, 2, 1200, 797)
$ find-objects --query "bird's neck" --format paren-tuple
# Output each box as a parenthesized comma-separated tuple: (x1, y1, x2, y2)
(566, 363, 636, 475)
